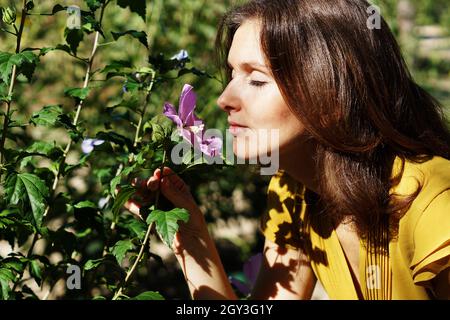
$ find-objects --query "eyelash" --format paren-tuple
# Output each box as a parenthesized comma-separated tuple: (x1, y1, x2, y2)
(249, 80, 267, 87)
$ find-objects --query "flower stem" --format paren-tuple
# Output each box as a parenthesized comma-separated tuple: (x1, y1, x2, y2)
(112, 149, 167, 300)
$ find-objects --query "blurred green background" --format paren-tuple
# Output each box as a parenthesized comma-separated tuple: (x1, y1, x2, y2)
(0, 0, 449, 299)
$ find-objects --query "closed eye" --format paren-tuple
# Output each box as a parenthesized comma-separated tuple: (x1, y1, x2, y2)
(249, 80, 267, 87)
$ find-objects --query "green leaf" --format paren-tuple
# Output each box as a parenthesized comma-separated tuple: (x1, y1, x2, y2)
(0, 51, 39, 84)
(19, 141, 64, 169)
(74, 201, 97, 209)
(111, 239, 134, 264)
(5, 173, 50, 229)
(52, 4, 66, 15)
(146, 208, 190, 249)
(111, 185, 135, 222)
(0, 82, 10, 102)
(95, 131, 135, 151)
(26, 1, 35, 11)
(124, 219, 147, 240)
(109, 175, 122, 196)
(29, 260, 42, 286)
(100, 60, 133, 74)
(30, 105, 63, 127)
(132, 291, 165, 300)
(116, 0, 146, 22)
(64, 87, 90, 101)
(64, 28, 84, 55)
(0, 267, 16, 300)
(1, 257, 25, 274)
(85, 0, 103, 12)
(84, 258, 103, 271)
(0, 268, 15, 300)
(111, 30, 148, 48)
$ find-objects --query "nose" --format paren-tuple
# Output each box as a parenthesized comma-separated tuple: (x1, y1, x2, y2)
(217, 82, 240, 113)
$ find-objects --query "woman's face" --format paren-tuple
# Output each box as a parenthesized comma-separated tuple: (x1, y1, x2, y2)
(217, 20, 305, 162)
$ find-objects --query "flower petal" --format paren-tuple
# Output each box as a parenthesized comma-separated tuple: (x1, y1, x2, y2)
(179, 84, 196, 123)
(229, 276, 251, 296)
(243, 253, 263, 288)
(81, 139, 95, 154)
(163, 102, 182, 127)
(171, 49, 188, 61)
(179, 128, 196, 146)
(201, 136, 223, 157)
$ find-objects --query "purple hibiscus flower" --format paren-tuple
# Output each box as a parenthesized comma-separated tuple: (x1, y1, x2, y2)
(81, 138, 105, 154)
(163, 84, 222, 157)
(229, 253, 263, 297)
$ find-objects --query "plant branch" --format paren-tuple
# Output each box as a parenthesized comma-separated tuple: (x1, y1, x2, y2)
(133, 71, 156, 148)
(44, 2, 110, 212)
(0, 27, 17, 36)
(112, 149, 167, 300)
(0, 0, 28, 179)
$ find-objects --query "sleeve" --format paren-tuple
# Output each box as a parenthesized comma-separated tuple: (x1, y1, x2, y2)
(259, 170, 305, 250)
(410, 190, 450, 285)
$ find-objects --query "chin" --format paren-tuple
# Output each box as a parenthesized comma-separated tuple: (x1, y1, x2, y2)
(232, 138, 279, 165)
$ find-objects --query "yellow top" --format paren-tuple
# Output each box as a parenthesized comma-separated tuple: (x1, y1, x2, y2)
(260, 156, 450, 300)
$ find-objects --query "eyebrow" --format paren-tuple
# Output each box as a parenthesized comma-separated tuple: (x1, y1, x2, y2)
(227, 60, 270, 73)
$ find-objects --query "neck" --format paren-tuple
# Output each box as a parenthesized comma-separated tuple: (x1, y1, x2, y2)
(279, 137, 320, 195)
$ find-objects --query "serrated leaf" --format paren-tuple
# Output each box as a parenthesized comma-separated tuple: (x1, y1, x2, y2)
(30, 105, 63, 127)
(111, 239, 134, 264)
(112, 185, 135, 222)
(116, 0, 146, 22)
(20, 141, 63, 169)
(146, 208, 189, 248)
(111, 30, 148, 48)
(132, 291, 165, 300)
(125, 219, 147, 240)
(5, 173, 50, 229)
(0, 51, 39, 84)
(64, 87, 90, 101)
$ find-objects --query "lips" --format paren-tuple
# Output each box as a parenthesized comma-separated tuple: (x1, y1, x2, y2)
(228, 120, 248, 135)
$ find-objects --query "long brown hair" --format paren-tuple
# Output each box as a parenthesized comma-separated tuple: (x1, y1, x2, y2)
(216, 0, 450, 240)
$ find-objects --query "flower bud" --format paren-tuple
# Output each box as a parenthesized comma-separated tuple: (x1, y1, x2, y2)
(2, 7, 17, 25)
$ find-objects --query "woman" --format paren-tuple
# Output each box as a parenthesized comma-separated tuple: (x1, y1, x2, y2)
(127, 0, 450, 299)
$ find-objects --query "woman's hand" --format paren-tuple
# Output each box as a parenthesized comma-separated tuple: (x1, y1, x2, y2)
(124, 167, 208, 251)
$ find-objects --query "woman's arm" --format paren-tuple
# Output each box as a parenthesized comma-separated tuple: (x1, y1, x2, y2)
(171, 205, 238, 299)
(126, 167, 316, 299)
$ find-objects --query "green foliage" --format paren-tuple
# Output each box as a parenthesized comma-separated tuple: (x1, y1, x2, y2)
(132, 291, 165, 300)
(0, 0, 238, 301)
(146, 208, 190, 249)
(116, 0, 146, 22)
(4, 173, 49, 229)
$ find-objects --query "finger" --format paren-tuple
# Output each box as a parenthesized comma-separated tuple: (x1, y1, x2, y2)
(124, 199, 142, 217)
(146, 175, 160, 191)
